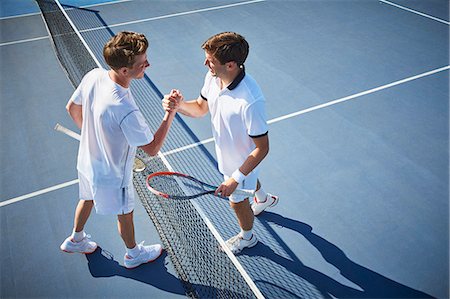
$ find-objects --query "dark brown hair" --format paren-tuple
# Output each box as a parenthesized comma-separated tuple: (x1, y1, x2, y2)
(103, 31, 148, 70)
(202, 32, 249, 67)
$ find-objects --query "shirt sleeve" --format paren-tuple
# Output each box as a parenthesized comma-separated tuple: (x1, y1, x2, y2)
(200, 72, 212, 101)
(69, 78, 85, 105)
(244, 100, 268, 137)
(120, 110, 154, 147)
(69, 68, 98, 105)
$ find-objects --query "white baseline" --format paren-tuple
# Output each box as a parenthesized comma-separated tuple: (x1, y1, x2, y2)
(380, 0, 450, 25)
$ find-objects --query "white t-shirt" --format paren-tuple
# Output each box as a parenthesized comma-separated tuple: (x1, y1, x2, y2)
(70, 68, 153, 187)
(200, 70, 268, 176)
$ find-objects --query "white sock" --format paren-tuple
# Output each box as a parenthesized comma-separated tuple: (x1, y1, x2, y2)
(255, 187, 267, 203)
(72, 230, 85, 242)
(240, 229, 253, 240)
(127, 244, 140, 258)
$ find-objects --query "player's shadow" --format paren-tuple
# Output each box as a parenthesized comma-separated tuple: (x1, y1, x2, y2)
(85, 248, 185, 295)
(85, 247, 246, 298)
(250, 212, 435, 298)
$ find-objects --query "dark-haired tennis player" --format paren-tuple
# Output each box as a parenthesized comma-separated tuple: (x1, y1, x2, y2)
(163, 32, 278, 254)
(61, 31, 179, 268)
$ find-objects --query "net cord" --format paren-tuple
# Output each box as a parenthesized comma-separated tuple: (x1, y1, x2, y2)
(51, 1, 264, 297)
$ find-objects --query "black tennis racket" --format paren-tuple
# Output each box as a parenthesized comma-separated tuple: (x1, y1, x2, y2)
(146, 171, 255, 200)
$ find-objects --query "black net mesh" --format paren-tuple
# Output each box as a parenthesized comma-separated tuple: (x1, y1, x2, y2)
(36, 0, 97, 87)
(36, 1, 258, 298)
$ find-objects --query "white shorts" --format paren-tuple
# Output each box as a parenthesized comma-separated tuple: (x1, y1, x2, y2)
(224, 170, 258, 203)
(78, 172, 135, 215)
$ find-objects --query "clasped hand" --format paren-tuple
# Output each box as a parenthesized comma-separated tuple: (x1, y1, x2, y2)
(162, 89, 182, 112)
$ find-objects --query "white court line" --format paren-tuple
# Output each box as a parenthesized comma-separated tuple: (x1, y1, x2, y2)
(0, 179, 79, 208)
(163, 138, 215, 156)
(0, 0, 132, 46)
(380, 0, 450, 25)
(79, 0, 265, 33)
(266, 65, 450, 124)
(0, 0, 132, 20)
(78, 0, 132, 9)
(0, 0, 264, 47)
(0, 36, 49, 47)
(0, 12, 41, 20)
(2, 66, 448, 206)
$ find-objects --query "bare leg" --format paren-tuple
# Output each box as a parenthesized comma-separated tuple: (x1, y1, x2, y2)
(117, 211, 136, 249)
(73, 200, 94, 233)
(230, 198, 254, 231)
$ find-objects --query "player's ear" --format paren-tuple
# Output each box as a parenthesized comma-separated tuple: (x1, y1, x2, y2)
(118, 66, 129, 76)
(226, 61, 237, 70)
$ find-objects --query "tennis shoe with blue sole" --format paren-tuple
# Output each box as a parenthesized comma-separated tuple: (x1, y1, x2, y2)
(124, 242, 163, 269)
(251, 193, 279, 216)
(60, 235, 97, 254)
(224, 234, 258, 254)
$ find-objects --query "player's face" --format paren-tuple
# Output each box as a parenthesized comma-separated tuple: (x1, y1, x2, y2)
(204, 51, 226, 78)
(129, 53, 150, 79)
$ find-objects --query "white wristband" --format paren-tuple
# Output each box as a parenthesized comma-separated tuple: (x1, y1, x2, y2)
(231, 169, 246, 184)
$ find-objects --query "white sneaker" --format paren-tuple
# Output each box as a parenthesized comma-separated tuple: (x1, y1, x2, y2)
(60, 235, 97, 254)
(124, 242, 163, 269)
(224, 234, 258, 254)
(251, 193, 279, 216)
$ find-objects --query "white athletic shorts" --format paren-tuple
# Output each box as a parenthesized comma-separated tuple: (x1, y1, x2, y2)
(224, 169, 258, 203)
(78, 172, 135, 215)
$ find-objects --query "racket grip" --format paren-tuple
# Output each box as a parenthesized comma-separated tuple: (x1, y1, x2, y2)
(54, 123, 81, 141)
(163, 111, 170, 121)
(232, 189, 255, 198)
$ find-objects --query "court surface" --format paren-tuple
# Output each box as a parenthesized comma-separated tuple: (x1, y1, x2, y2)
(1, 0, 448, 298)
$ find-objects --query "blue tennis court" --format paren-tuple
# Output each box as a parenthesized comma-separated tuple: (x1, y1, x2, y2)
(1, 0, 448, 298)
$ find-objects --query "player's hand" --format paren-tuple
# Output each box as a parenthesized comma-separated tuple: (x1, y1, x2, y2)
(162, 89, 182, 112)
(215, 177, 239, 197)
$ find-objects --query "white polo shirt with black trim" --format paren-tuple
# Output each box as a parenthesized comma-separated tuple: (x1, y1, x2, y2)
(200, 69, 268, 176)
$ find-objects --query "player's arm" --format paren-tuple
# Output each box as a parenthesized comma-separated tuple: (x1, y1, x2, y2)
(238, 134, 269, 176)
(178, 96, 209, 118)
(163, 91, 208, 118)
(140, 110, 177, 156)
(216, 134, 269, 197)
(141, 90, 182, 156)
(66, 100, 82, 129)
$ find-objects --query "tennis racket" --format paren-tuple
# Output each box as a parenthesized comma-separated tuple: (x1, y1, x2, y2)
(146, 171, 255, 200)
(55, 123, 80, 141)
(54, 123, 146, 172)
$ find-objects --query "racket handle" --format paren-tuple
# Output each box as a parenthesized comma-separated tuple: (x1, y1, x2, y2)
(54, 123, 81, 141)
(163, 111, 170, 121)
(232, 189, 255, 198)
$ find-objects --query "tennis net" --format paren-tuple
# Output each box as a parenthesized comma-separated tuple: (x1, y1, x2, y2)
(36, 0, 262, 298)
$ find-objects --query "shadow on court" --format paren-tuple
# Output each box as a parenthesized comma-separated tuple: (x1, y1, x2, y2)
(250, 212, 435, 299)
(85, 247, 248, 298)
(85, 248, 185, 295)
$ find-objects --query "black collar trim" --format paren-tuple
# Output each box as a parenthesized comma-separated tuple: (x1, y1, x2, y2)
(227, 66, 245, 91)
